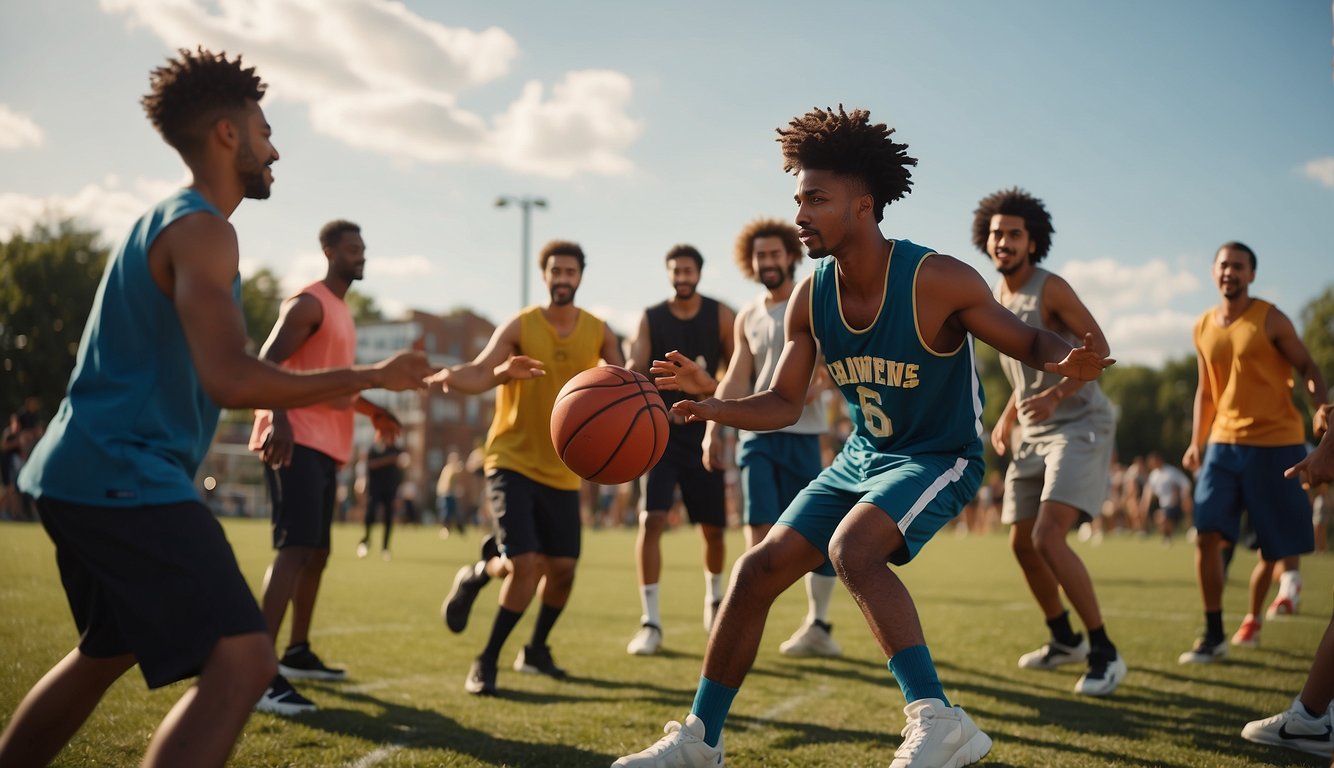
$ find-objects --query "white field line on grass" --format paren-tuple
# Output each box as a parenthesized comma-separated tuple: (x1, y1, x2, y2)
(736, 684, 835, 731)
(342, 673, 450, 694)
(313, 623, 422, 636)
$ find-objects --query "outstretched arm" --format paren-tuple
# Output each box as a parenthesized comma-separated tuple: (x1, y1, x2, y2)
(1018, 275, 1113, 423)
(672, 278, 817, 431)
(163, 213, 433, 410)
(428, 316, 540, 394)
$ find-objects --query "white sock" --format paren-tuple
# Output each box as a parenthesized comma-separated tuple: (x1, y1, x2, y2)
(806, 572, 837, 624)
(640, 583, 661, 627)
(705, 571, 723, 605)
(1280, 570, 1302, 601)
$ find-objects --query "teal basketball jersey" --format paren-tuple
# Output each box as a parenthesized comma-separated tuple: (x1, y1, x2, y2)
(810, 240, 984, 469)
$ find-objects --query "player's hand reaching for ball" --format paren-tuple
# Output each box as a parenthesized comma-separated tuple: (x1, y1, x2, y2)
(495, 355, 545, 383)
(1045, 333, 1115, 381)
(671, 397, 720, 424)
(651, 350, 716, 395)
(376, 351, 436, 391)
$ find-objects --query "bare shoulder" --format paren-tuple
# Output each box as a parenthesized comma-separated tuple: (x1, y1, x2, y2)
(160, 210, 237, 254)
(918, 252, 988, 298)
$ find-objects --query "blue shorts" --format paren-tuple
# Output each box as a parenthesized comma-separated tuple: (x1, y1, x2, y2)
(779, 449, 983, 575)
(738, 432, 822, 527)
(1194, 443, 1314, 560)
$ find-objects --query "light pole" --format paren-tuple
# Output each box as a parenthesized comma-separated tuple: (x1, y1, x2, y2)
(495, 195, 548, 308)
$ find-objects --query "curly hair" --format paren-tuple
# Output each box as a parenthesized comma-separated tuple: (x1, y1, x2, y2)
(540, 240, 585, 271)
(776, 105, 916, 223)
(971, 187, 1055, 264)
(142, 47, 266, 156)
(733, 218, 802, 281)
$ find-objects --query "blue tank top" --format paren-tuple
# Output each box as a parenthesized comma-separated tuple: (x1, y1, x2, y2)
(810, 240, 984, 473)
(19, 188, 237, 506)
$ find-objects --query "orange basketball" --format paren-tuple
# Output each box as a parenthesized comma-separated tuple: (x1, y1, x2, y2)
(550, 365, 669, 485)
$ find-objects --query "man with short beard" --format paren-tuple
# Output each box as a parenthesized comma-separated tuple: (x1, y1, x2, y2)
(435, 240, 624, 695)
(249, 219, 404, 714)
(972, 187, 1126, 697)
(625, 245, 735, 656)
(1, 48, 432, 767)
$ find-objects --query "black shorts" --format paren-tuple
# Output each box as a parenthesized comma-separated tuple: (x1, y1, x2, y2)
(265, 444, 337, 549)
(643, 432, 726, 527)
(37, 495, 267, 689)
(487, 469, 581, 559)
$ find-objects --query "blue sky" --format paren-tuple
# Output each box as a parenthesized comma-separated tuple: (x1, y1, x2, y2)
(2, 1, 1331, 366)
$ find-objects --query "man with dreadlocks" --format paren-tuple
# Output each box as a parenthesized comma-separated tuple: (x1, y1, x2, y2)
(614, 106, 1113, 768)
(972, 188, 1126, 697)
(1, 48, 431, 767)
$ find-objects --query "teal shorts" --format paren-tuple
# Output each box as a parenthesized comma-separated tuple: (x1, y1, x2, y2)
(737, 431, 823, 527)
(778, 449, 983, 575)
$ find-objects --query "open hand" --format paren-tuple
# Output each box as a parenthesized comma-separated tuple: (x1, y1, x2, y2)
(1044, 333, 1115, 382)
(650, 350, 714, 395)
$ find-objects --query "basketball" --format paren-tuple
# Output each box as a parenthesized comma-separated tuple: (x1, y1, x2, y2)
(551, 366, 670, 485)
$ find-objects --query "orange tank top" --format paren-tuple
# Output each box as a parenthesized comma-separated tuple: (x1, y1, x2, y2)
(485, 306, 606, 490)
(248, 281, 357, 464)
(1194, 298, 1304, 446)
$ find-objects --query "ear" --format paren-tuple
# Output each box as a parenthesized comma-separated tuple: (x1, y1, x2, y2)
(212, 115, 241, 151)
(856, 191, 875, 220)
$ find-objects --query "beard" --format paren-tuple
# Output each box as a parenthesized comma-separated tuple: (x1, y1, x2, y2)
(758, 268, 786, 290)
(236, 140, 271, 200)
(673, 283, 697, 299)
(549, 284, 576, 305)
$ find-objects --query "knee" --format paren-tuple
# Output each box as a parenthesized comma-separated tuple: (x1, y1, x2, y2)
(640, 511, 667, 535)
(828, 531, 875, 580)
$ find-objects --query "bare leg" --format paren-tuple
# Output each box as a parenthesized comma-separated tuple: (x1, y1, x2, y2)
(1032, 501, 1103, 630)
(288, 548, 330, 647)
(142, 632, 276, 768)
(701, 529, 824, 687)
(1300, 612, 1334, 713)
(636, 510, 668, 588)
(0, 649, 135, 768)
(260, 545, 317, 643)
(700, 523, 725, 575)
(744, 523, 773, 550)
(829, 504, 925, 656)
(536, 556, 577, 609)
(1246, 556, 1274, 619)
(498, 552, 541, 613)
(1010, 517, 1065, 619)
(1196, 531, 1227, 613)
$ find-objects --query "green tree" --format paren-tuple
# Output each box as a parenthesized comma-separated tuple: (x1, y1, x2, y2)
(346, 288, 385, 322)
(239, 267, 284, 353)
(0, 220, 109, 418)
(1300, 285, 1334, 397)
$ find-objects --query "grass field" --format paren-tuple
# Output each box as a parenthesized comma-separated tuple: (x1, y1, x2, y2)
(2, 517, 1332, 767)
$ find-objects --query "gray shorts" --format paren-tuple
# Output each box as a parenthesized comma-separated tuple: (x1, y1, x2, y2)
(1002, 418, 1115, 524)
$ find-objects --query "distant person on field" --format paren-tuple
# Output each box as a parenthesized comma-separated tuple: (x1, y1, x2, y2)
(361, 433, 403, 559)
(1180, 241, 1326, 661)
(1140, 452, 1192, 543)
(0, 48, 431, 768)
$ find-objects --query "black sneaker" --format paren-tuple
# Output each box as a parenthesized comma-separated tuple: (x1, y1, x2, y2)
(442, 563, 490, 633)
(465, 656, 498, 695)
(255, 674, 317, 715)
(480, 533, 501, 562)
(513, 644, 568, 679)
(279, 644, 347, 681)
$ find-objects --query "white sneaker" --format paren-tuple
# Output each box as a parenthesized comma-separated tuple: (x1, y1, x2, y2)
(1241, 699, 1334, 757)
(890, 699, 991, 768)
(1178, 636, 1228, 664)
(612, 714, 724, 767)
(627, 624, 663, 656)
(778, 620, 843, 657)
(1017, 636, 1089, 669)
(1073, 650, 1126, 696)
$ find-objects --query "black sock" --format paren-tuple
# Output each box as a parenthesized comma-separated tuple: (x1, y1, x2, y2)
(1088, 626, 1115, 655)
(480, 607, 524, 663)
(1205, 611, 1224, 642)
(530, 603, 564, 648)
(1046, 611, 1079, 646)
(284, 641, 308, 655)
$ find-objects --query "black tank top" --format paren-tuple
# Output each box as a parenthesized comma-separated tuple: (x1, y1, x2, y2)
(646, 296, 723, 441)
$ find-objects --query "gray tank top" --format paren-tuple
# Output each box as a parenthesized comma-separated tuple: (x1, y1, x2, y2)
(740, 293, 826, 436)
(996, 268, 1112, 437)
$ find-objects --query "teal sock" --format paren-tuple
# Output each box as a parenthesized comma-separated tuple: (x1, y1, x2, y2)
(690, 676, 738, 748)
(888, 645, 948, 706)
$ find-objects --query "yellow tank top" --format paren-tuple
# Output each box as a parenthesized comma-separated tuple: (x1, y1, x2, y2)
(485, 306, 606, 490)
(1194, 298, 1304, 446)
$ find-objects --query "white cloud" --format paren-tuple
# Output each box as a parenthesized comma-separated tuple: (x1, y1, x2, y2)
(1056, 257, 1203, 367)
(1301, 157, 1334, 188)
(0, 105, 44, 150)
(369, 254, 433, 278)
(0, 175, 183, 239)
(100, 0, 640, 177)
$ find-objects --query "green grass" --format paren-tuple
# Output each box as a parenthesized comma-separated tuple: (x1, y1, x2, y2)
(2, 518, 1331, 767)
